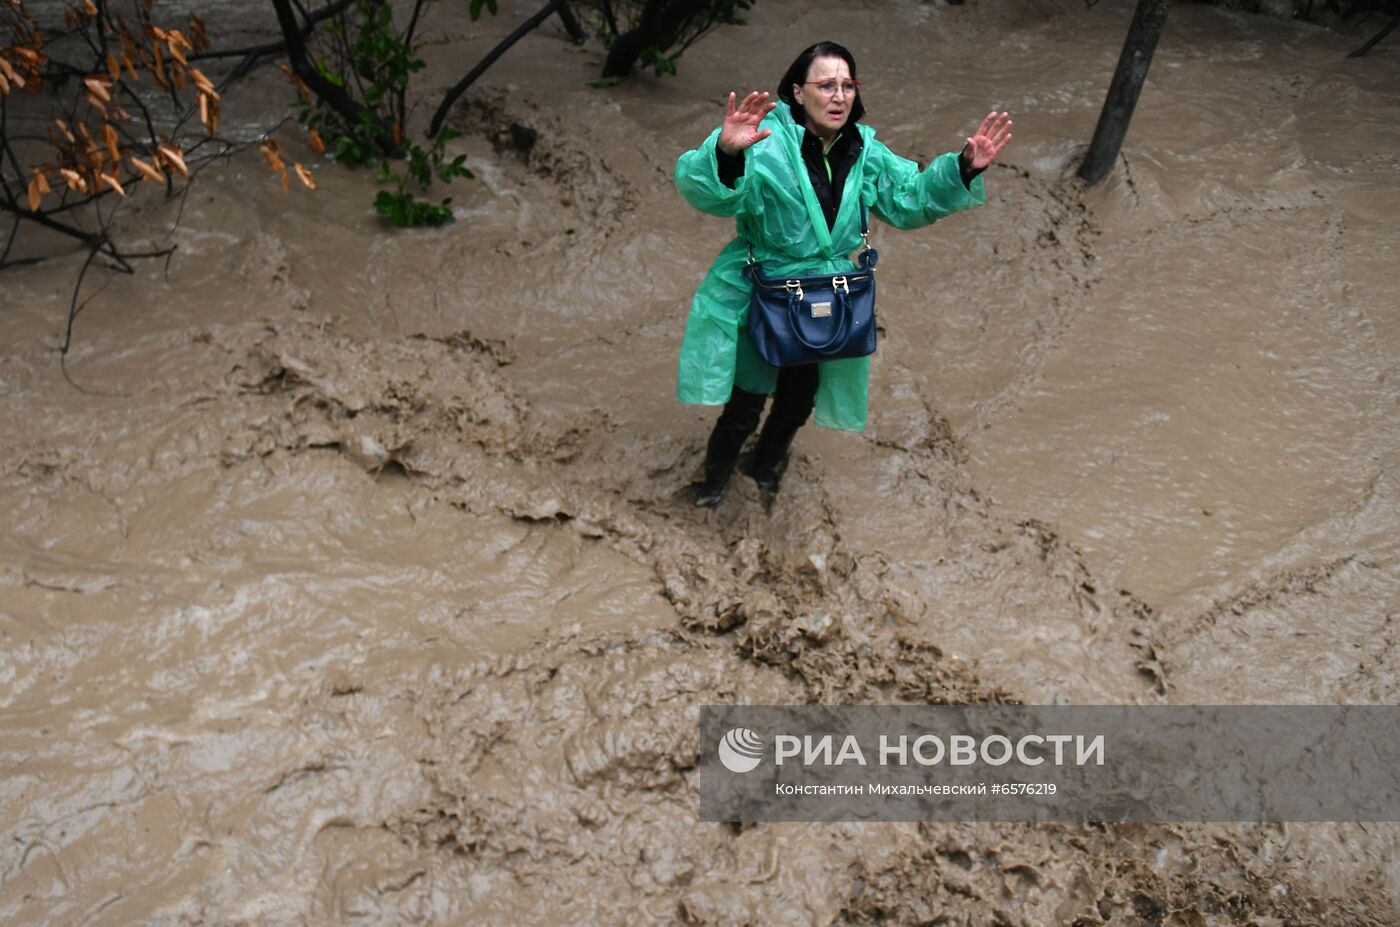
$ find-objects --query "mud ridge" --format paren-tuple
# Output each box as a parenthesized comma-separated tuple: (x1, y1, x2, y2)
(207, 318, 1162, 710)
(1159, 555, 1360, 651)
(962, 165, 1101, 436)
(449, 90, 641, 239)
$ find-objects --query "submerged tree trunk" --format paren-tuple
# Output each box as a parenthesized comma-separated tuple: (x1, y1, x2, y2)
(269, 0, 394, 153)
(1078, 0, 1168, 185)
(556, 1, 586, 43)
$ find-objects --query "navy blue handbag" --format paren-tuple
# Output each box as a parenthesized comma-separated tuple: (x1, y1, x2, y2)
(744, 205, 879, 368)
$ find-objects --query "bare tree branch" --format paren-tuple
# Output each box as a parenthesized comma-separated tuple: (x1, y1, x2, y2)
(428, 0, 567, 139)
(191, 0, 359, 88)
(1348, 14, 1399, 58)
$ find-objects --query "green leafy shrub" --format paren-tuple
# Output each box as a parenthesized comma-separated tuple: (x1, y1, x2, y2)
(288, 0, 481, 226)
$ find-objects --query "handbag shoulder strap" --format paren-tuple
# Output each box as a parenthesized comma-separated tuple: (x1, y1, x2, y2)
(745, 199, 871, 266)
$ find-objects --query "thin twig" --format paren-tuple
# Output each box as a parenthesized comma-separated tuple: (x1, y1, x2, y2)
(404, 0, 427, 50)
(428, 0, 567, 139)
(0, 214, 21, 266)
(1348, 13, 1399, 58)
(195, 0, 369, 88)
(61, 240, 104, 356)
(58, 242, 130, 396)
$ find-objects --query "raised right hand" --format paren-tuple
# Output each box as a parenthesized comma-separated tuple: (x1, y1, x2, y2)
(718, 90, 777, 156)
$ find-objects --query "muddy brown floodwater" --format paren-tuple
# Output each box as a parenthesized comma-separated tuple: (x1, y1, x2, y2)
(2, 0, 1398, 923)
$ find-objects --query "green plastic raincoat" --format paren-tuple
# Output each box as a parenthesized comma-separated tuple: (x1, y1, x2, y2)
(674, 104, 986, 431)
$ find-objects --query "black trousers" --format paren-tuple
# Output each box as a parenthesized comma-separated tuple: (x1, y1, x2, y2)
(707, 364, 819, 464)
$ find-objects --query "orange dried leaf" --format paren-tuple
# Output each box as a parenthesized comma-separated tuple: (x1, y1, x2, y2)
(189, 14, 209, 51)
(27, 178, 41, 211)
(130, 156, 163, 185)
(157, 143, 188, 177)
(103, 123, 120, 162)
(0, 59, 23, 91)
(171, 64, 185, 91)
(149, 25, 166, 41)
(198, 92, 208, 128)
(294, 162, 315, 190)
(0, 73, 9, 96)
(55, 118, 75, 143)
(189, 67, 217, 97)
(166, 36, 187, 65)
(278, 66, 310, 102)
(83, 0, 97, 16)
(122, 50, 137, 80)
(86, 93, 107, 116)
(308, 128, 325, 154)
(279, 168, 289, 192)
(34, 170, 51, 194)
(106, 51, 119, 81)
(258, 144, 284, 173)
(100, 172, 126, 197)
(208, 102, 219, 135)
(60, 168, 87, 192)
(84, 76, 110, 102)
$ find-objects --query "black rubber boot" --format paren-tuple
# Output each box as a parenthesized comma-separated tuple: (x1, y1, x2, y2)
(691, 430, 745, 508)
(691, 390, 765, 508)
(744, 416, 804, 499)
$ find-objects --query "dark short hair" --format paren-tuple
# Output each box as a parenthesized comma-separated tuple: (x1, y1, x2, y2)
(777, 41, 866, 125)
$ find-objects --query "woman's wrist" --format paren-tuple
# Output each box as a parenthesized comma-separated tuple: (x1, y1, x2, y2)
(715, 140, 745, 188)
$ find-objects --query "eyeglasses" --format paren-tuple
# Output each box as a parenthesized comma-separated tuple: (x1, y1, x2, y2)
(802, 79, 861, 98)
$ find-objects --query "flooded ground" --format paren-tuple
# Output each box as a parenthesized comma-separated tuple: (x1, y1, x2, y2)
(2, 0, 1398, 922)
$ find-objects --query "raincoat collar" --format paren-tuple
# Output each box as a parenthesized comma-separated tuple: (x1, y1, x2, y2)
(765, 106, 867, 260)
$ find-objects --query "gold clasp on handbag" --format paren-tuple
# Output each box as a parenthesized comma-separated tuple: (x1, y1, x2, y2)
(832, 275, 849, 294)
(785, 280, 804, 301)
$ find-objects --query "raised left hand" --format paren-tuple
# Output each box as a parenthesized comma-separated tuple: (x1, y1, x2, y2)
(963, 111, 1012, 171)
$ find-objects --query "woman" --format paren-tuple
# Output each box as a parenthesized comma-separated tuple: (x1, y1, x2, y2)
(674, 41, 1012, 507)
